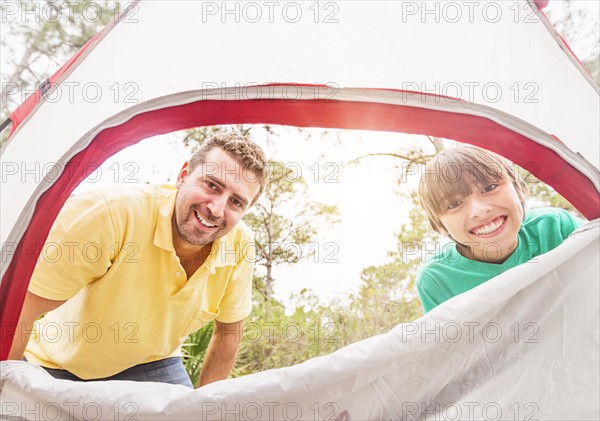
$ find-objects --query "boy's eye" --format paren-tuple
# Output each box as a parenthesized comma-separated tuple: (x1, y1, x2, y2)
(447, 200, 462, 210)
(482, 183, 498, 193)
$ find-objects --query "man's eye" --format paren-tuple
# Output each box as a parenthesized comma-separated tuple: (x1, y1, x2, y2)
(231, 198, 244, 209)
(482, 184, 498, 193)
(206, 181, 218, 190)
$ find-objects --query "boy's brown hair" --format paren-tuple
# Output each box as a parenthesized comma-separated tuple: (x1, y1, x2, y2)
(418, 145, 528, 235)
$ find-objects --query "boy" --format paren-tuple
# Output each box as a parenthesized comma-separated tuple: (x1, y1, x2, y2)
(416, 145, 584, 313)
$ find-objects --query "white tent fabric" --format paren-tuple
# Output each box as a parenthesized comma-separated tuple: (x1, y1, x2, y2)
(1, 221, 598, 420)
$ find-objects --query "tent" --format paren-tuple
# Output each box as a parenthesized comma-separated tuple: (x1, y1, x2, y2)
(1, 0, 598, 419)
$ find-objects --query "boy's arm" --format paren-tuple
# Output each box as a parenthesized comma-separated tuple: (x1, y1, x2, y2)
(416, 273, 444, 313)
(561, 209, 586, 235)
(543, 207, 587, 240)
(8, 292, 65, 360)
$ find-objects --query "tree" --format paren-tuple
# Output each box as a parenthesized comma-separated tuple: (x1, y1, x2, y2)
(546, 0, 600, 86)
(1, 0, 124, 144)
(244, 160, 339, 303)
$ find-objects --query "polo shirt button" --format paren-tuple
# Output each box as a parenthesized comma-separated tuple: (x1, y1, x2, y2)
(176, 271, 182, 277)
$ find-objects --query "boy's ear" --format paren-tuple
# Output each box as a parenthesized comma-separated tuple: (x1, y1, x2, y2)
(437, 222, 450, 236)
(515, 179, 528, 203)
(428, 216, 448, 236)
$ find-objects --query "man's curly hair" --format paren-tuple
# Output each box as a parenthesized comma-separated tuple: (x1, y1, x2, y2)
(188, 132, 268, 206)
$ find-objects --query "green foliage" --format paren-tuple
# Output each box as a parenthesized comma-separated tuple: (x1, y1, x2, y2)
(583, 55, 600, 87)
(351, 193, 438, 332)
(234, 290, 346, 375)
(182, 321, 214, 388)
(229, 189, 433, 377)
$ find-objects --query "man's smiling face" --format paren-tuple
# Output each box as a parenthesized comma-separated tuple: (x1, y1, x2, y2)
(173, 147, 260, 248)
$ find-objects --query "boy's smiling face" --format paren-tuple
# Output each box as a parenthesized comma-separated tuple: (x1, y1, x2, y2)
(439, 178, 526, 263)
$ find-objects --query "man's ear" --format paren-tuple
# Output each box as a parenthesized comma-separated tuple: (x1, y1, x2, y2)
(175, 162, 190, 189)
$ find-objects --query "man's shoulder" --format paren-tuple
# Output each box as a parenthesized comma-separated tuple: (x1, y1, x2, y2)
(228, 219, 255, 244)
(74, 184, 176, 210)
(91, 184, 176, 202)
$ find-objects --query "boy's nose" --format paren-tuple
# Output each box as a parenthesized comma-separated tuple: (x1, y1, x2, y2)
(468, 198, 492, 219)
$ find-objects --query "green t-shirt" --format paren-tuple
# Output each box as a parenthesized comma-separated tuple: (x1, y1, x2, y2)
(416, 208, 585, 313)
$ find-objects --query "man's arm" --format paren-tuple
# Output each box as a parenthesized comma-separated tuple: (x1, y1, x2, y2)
(198, 319, 244, 387)
(8, 291, 65, 360)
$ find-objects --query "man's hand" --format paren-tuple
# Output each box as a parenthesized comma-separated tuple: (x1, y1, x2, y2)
(8, 292, 65, 360)
(198, 319, 244, 387)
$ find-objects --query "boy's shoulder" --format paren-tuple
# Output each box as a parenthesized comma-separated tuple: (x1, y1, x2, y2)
(522, 207, 583, 230)
(524, 207, 567, 221)
(416, 243, 476, 288)
(520, 207, 585, 254)
(418, 243, 458, 271)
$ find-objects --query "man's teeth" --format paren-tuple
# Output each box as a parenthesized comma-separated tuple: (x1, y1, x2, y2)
(195, 211, 217, 228)
(472, 218, 505, 235)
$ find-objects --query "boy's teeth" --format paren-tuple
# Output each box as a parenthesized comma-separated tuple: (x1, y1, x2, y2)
(195, 211, 217, 228)
(473, 217, 505, 235)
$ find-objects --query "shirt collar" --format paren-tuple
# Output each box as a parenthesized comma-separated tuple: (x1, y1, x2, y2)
(154, 186, 177, 252)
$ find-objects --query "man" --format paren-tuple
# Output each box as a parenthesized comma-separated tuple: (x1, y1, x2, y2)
(8, 132, 268, 388)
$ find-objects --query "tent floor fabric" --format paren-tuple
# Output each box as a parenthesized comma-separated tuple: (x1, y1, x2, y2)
(1, 221, 598, 420)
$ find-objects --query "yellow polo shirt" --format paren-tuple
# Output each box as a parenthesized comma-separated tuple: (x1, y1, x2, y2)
(25, 185, 255, 379)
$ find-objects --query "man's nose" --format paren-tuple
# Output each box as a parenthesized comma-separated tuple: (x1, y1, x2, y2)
(207, 195, 227, 218)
